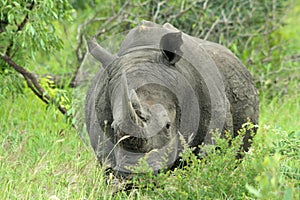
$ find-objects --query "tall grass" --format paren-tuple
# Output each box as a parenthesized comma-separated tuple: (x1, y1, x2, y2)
(1, 89, 298, 199)
(0, 92, 114, 199)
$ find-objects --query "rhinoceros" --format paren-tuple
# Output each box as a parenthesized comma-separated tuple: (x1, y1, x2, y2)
(85, 21, 259, 176)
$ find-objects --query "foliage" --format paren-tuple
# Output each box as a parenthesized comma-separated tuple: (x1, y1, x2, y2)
(75, 0, 285, 45)
(71, 0, 298, 99)
(0, 63, 24, 98)
(0, 0, 75, 117)
(112, 123, 299, 200)
(0, 0, 73, 59)
(39, 75, 73, 117)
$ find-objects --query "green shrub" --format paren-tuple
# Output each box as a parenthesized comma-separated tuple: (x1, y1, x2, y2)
(110, 123, 299, 200)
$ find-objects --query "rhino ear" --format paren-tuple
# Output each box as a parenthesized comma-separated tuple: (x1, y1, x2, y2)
(159, 32, 183, 65)
(88, 37, 116, 67)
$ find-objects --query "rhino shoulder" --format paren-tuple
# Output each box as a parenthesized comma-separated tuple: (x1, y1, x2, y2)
(195, 38, 259, 150)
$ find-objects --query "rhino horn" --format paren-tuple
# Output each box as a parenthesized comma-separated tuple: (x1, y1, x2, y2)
(88, 37, 116, 67)
(120, 71, 140, 125)
(130, 89, 150, 122)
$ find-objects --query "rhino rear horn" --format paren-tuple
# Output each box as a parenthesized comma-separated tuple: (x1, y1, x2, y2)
(130, 89, 150, 122)
(88, 37, 117, 67)
(159, 32, 183, 64)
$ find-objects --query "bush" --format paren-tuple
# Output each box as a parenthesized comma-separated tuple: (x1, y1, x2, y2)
(111, 123, 299, 199)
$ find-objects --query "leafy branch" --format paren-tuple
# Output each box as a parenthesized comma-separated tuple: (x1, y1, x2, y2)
(0, 54, 67, 114)
(0, 0, 74, 116)
(5, 1, 35, 57)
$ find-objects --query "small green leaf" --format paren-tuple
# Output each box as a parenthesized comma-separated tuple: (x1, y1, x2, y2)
(52, 11, 58, 19)
(5, 24, 17, 32)
(28, 24, 35, 36)
(246, 184, 261, 198)
(12, 1, 20, 7)
(7, 13, 15, 23)
(40, 39, 45, 50)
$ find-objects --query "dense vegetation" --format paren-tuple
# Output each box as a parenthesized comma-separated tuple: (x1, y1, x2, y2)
(0, 0, 299, 199)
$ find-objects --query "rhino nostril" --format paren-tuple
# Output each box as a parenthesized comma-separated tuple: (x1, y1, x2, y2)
(166, 122, 171, 129)
(111, 121, 117, 132)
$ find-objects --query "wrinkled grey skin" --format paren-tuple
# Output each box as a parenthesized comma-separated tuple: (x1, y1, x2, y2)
(85, 21, 259, 175)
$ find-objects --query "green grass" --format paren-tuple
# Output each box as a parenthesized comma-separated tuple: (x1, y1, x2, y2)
(0, 93, 112, 199)
(1, 89, 299, 199)
(259, 85, 300, 133)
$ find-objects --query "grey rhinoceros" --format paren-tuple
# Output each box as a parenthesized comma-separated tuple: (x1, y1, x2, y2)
(85, 21, 259, 176)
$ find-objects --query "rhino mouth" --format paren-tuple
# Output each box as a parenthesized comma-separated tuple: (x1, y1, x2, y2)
(114, 121, 172, 153)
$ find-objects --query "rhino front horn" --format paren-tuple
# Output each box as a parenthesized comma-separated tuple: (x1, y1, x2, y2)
(120, 71, 140, 125)
(88, 37, 117, 67)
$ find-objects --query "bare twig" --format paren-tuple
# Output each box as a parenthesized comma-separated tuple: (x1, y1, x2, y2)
(204, 17, 220, 40)
(283, 54, 300, 62)
(153, 1, 165, 22)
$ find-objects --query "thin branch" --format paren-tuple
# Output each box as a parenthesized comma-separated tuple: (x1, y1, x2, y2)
(0, 54, 68, 115)
(153, 1, 165, 22)
(204, 17, 220, 40)
(283, 54, 300, 62)
(93, 1, 130, 38)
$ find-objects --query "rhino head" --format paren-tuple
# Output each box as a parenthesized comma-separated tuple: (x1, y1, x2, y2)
(85, 21, 228, 176)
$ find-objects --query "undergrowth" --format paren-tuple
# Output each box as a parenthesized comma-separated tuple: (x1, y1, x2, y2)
(112, 122, 299, 200)
(1, 90, 299, 199)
